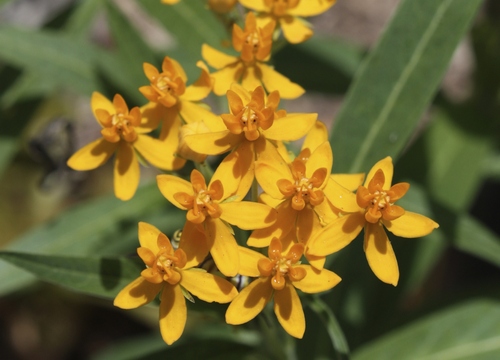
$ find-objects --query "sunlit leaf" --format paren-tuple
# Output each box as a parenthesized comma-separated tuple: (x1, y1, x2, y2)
(331, 0, 482, 173)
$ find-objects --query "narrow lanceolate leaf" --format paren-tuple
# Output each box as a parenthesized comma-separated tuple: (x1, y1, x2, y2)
(0, 27, 100, 95)
(0, 183, 179, 296)
(353, 300, 500, 360)
(330, 0, 482, 173)
(0, 252, 142, 299)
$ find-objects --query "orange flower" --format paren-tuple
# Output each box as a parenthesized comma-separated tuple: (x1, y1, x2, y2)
(67, 92, 167, 200)
(114, 222, 237, 345)
(307, 157, 439, 286)
(225, 238, 341, 338)
(203, 12, 304, 98)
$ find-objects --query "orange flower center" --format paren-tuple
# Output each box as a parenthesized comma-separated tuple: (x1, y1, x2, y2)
(173, 170, 224, 224)
(277, 158, 326, 211)
(356, 169, 410, 224)
(258, 239, 305, 290)
(154, 74, 178, 96)
(97, 102, 141, 143)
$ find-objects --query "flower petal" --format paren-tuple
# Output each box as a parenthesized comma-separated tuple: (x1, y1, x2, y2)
(274, 282, 305, 339)
(202, 44, 239, 69)
(157, 175, 193, 210)
(212, 64, 243, 96)
(237, 0, 267, 11)
(159, 284, 186, 345)
(383, 211, 439, 238)
(307, 212, 365, 256)
(181, 269, 238, 303)
(364, 222, 399, 286)
(91, 92, 115, 120)
(211, 140, 254, 200)
(263, 113, 316, 141)
(184, 130, 240, 155)
(67, 138, 117, 171)
(289, 1, 336, 16)
(292, 265, 341, 293)
(178, 221, 210, 269)
(114, 142, 139, 201)
(330, 173, 365, 191)
(248, 200, 296, 247)
(323, 179, 360, 213)
(205, 218, 240, 277)
(220, 201, 277, 230)
(279, 16, 312, 44)
(241, 66, 263, 93)
(114, 277, 162, 309)
(365, 156, 393, 188)
(255, 140, 293, 199)
(157, 107, 187, 170)
(138, 222, 162, 253)
(306, 141, 333, 184)
(302, 121, 328, 153)
(225, 277, 273, 325)
(181, 61, 213, 101)
(179, 100, 225, 131)
(238, 246, 266, 277)
(134, 135, 172, 170)
(258, 63, 305, 99)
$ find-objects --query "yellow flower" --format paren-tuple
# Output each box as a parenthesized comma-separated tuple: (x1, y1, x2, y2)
(307, 157, 439, 286)
(114, 222, 238, 345)
(161, 0, 180, 4)
(239, 0, 336, 43)
(203, 12, 304, 98)
(67, 92, 167, 201)
(139, 56, 217, 169)
(184, 84, 316, 173)
(157, 167, 277, 277)
(225, 238, 341, 338)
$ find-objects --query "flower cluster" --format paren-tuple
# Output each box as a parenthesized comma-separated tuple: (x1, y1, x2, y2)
(68, 2, 438, 344)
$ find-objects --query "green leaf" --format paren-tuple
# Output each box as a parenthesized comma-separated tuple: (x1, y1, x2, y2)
(0, 136, 17, 175)
(330, 0, 482, 173)
(0, 183, 181, 295)
(0, 26, 100, 95)
(353, 299, 500, 360)
(64, 0, 103, 37)
(0, 252, 141, 299)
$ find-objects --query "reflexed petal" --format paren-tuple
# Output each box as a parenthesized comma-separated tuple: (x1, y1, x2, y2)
(306, 141, 332, 184)
(202, 44, 238, 69)
(323, 180, 360, 213)
(157, 175, 193, 209)
(67, 138, 117, 170)
(159, 284, 187, 345)
(238, 246, 266, 277)
(292, 265, 341, 293)
(264, 113, 316, 141)
(241, 66, 263, 93)
(205, 218, 240, 276)
(178, 221, 210, 268)
(212, 64, 244, 96)
(274, 282, 305, 339)
(331, 173, 365, 191)
(181, 61, 213, 101)
(114, 277, 162, 309)
(139, 101, 165, 132)
(181, 269, 238, 303)
(220, 202, 277, 230)
(296, 206, 324, 246)
(255, 141, 293, 199)
(179, 100, 225, 131)
(365, 156, 393, 188)
(211, 140, 254, 199)
(225, 277, 273, 325)
(134, 135, 172, 170)
(364, 222, 399, 286)
(302, 121, 328, 153)
(312, 199, 339, 226)
(389, 182, 410, 201)
(248, 200, 296, 247)
(305, 254, 326, 270)
(383, 211, 439, 238)
(138, 222, 162, 253)
(279, 16, 313, 44)
(259, 63, 305, 99)
(289, 1, 336, 16)
(158, 107, 186, 170)
(307, 212, 365, 256)
(91, 92, 115, 120)
(114, 142, 139, 201)
(184, 131, 240, 155)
